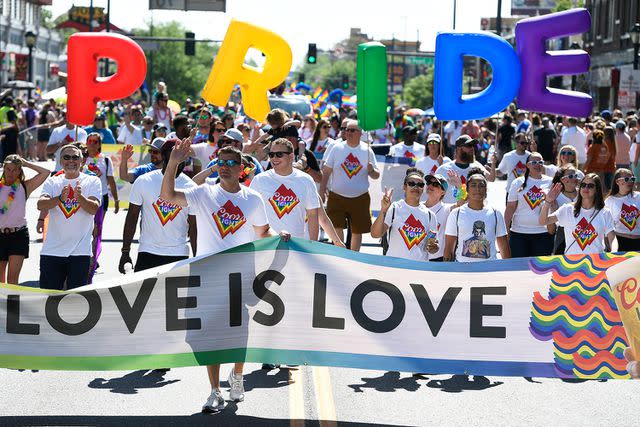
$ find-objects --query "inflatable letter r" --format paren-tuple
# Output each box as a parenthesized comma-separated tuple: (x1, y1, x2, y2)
(67, 33, 147, 125)
(201, 20, 293, 122)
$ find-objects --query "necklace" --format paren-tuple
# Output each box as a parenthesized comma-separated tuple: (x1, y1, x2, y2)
(0, 178, 19, 214)
(157, 108, 168, 121)
(86, 154, 102, 176)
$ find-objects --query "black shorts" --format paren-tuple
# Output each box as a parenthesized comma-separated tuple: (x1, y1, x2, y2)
(37, 128, 51, 142)
(134, 252, 188, 272)
(0, 227, 29, 260)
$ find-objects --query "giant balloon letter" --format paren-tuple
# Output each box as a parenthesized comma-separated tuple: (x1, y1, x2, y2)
(201, 20, 292, 122)
(67, 33, 147, 125)
(515, 8, 592, 117)
(434, 32, 521, 120)
(357, 42, 388, 131)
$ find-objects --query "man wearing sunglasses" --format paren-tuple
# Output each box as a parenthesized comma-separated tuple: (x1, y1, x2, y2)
(37, 144, 102, 290)
(495, 133, 531, 192)
(119, 139, 165, 184)
(161, 141, 288, 413)
(388, 125, 425, 161)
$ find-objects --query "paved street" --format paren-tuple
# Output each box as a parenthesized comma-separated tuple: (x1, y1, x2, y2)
(2, 165, 638, 426)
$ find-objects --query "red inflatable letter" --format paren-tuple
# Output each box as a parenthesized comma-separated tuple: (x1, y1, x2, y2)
(67, 33, 147, 125)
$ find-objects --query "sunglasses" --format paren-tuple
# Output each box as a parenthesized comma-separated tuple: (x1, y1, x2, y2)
(528, 160, 544, 166)
(321, 125, 330, 129)
(618, 176, 636, 183)
(62, 155, 81, 161)
(580, 182, 596, 189)
(268, 151, 292, 158)
(340, 127, 347, 131)
(216, 159, 241, 167)
(345, 128, 360, 133)
(468, 182, 487, 189)
(214, 128, 226, 132)
(405, 181, 425, 188)
(86, 139, 100, 144)
(427, 141, 440, 145)
(518, 140, 530, 145)
(148, 149, 161, 155)
(560, 151, 574, 156)
(563, 173, 578, 180)
(426, 180, 441, 187)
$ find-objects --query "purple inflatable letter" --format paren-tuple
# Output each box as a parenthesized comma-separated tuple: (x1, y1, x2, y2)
(515, 8, 592, 117)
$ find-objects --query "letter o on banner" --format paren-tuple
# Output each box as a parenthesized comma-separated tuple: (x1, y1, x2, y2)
(67, 33, 147, 126)
(350, 280, 406, 333)
(434, 32, 521, 120)
(45, 291, 102, 336)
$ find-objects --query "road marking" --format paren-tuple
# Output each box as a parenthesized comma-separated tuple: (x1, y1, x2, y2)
(289, 367, 305, 427)
(312, 366, 337, 427)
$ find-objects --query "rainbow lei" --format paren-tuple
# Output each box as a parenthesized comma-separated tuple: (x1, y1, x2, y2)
(0, 178, 19, 214)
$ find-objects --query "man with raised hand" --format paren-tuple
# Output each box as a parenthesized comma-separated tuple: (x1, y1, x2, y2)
(119, 139, 164, 184)
(160, 139, 289, 413)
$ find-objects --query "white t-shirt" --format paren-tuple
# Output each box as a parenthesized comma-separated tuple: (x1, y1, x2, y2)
(556, 192, 577, 208)
(191, 142, 218, 167)
(313, 137, 334, 154)
(435, 161, 487, 204)
(507, 175, 553, 233)
(83, 154, 113, 196)
(48, 125, 88, 172)
(416, 156, 452, 175)
(183, 184, 268, 257)
(551, 204, 614, 255)
(324, 142, 377, 198)
(445, 205, 507, 262)
(129, 170, 196, 256)
(560, 126, 588, 164)
(40, 173, 102, 257)
(497, 150, 530, 190)
(605, 192, 640, 236)
(384, 200, 437, 262)
(322, 138, 343, 164)
(250, 169, 320, 238)
(117, 124, 144, 146)
(388, 143, 425, 161)
(425, 201, 454, 260)
(444, 121, 463, 147)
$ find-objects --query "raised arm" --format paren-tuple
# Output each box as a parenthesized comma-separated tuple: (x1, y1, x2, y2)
(160, 138, 190, 207)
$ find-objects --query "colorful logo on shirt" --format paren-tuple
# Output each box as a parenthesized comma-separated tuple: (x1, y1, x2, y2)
(572, 217, 598, 250)
(620, 203, 639, 231)
(404, 150, 417, 166)
(269, 184, 300, 219)
(153, 198, 183, 226)
(430, 164, 438, 174)
(524, 185, 545, 209)
(58, 185, 79, 219)
(399, 214, 426, 250)
(86, 163, 102, 177)
(341, 153, 362, 178)
(63, 134, 74, 143)
(213, 200, 247, 238)
(512, 161, 526, 178)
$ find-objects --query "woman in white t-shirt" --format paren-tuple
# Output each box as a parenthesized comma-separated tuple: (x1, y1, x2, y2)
(299, 114, 316, 143)
(539, 173, 615, 255)
(424, 171, 463, 261)
(416, 133, 451, 175)
(548, 165, 580, 254)
(544, 145, 584, 180)
(605, 168, 640, 251)
(371, 168, 438, 262)
(444, 172, 511, 262)
(309, 119, 334, 154)
(504, 152, 554, 258)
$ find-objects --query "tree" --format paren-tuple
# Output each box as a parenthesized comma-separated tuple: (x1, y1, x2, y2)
(400, 69, 434, 109)
(553, 0, 584, 12)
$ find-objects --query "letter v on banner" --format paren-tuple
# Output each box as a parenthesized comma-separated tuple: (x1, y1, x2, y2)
(201, 20, 292, 122)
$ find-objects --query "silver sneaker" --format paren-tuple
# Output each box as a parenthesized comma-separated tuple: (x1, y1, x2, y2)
(228, 370, 245, 402)
(202, 388, 225, 413)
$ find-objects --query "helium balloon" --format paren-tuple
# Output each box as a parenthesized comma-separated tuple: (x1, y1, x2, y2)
(357, 42, 388, 131)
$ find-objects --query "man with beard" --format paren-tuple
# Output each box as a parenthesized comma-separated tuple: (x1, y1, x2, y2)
(119, 139, 165, 183)
(435, 135, 495, 204)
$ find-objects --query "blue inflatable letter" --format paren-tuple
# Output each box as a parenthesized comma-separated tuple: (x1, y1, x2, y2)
(434, 32, 521, 120)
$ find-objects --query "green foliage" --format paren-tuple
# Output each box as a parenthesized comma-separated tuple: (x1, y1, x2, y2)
(40, 9, 54, 29)
(296, 55, 356, 91)
(400, 70, 434, 109)
(133, 21, 217, 103)
(553, 0, 583, 12)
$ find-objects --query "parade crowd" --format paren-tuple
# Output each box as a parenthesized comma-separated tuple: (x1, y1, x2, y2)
(0, 82, 639, 409)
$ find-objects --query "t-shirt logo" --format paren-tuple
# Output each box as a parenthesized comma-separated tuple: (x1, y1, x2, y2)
(620, 203, 639, 231)
(524, 185, 545, 209)
(399, 214, 426, 250)
(153, 198, 183, 226)
(213, 200, 247, 238)
(572, 217, 598, 250)
(58, 185, 79, 219)
(430, 164, 438, 174)
(404, 150, 417, 166)
(341, 153, 362, 178)
(63, 134, 74, 143)
(269, 184, 299, 219)
(512, 161, 526, 178)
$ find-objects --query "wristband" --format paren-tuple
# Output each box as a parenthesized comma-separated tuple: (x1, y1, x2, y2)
(121, 248, 130, 253)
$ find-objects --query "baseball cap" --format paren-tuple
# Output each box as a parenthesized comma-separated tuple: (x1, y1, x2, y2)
(223, 128, 244, 143)
(145, 137, 167, 150)
(427, 173, 448, 192)
(426, 133, 441, 143)
(615, 120, 626, 130)
(153, 124, 169, 133)
(455, 134, 476, 147)
(600, 109, 612, 120)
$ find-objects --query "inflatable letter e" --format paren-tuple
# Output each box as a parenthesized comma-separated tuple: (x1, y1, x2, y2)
(67, 33, 147, 125)
(201, 20, 292, 121)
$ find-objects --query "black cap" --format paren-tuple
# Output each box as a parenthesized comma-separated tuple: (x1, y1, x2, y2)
(402, 125, 417, 135)
(455, 134, 477, 147)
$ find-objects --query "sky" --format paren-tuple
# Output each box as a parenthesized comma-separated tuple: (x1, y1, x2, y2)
(47, 0, 514, 67)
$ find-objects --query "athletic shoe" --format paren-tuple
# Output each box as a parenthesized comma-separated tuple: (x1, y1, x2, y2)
(262, 363, 280, 370)
(202, 388, 225, 413)
(228, 370, 245, 402)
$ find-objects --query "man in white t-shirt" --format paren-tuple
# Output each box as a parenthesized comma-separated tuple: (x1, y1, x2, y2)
(47, 119, 88, 172)
(319, 119, 380, 251)
(37, 144, 102, 289)
(388, 126, 425, 162)
(119, 139, 197, 273)
(250, 138, 320, 240)
(160, 142, 288, 414)
(560, 117, 587, 166)
(117, 110, 143, 146)
(496, 135, 531, 191)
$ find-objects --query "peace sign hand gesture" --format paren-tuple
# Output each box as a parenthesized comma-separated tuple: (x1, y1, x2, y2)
(381, 187, 394, 213)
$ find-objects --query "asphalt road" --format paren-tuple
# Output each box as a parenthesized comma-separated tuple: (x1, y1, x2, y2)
(2, 164, 638, 426)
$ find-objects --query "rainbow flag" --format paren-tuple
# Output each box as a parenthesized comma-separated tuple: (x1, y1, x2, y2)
(342, 95, 356, 107)
(317, 89, 329, 103)
(311, 87, 323, 101)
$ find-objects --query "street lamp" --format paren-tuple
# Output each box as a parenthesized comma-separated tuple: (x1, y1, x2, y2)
(631, 23, 640, 70)
(570, 42, 581, 91)
(24, 31, 37, 97)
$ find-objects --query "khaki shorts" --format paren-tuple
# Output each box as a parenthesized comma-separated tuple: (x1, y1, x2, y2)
(326, 191, 372, 234)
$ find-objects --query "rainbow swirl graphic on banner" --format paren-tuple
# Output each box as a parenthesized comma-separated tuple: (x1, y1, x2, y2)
(529, 253, 638, 379)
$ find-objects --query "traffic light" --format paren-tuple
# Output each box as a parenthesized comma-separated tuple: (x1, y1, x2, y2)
(299, 72, 306, 83)
(341, 75, 349, 89)
(185, 32, 195, 56)
(306, 43, 317, 64)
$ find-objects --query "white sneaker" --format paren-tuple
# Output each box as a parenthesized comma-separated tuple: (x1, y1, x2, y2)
(202, 388, 225, 413)
(228, 370, 245, 402)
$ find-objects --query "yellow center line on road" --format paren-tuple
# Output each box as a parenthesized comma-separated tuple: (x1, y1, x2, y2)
(312, 366, 337, 427)
(289, 367, 306, 427)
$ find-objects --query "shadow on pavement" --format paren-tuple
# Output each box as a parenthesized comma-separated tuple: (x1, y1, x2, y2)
(88, 370, 180, 395)
(348, 371, 421, 393)
(239, 366, 296, 392)
(426, 375, 503, 393)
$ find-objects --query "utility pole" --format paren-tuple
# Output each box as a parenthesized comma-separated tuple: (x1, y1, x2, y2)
(496, 0, 503, 36)
(89, 0, 94, 32)
(453, 0, 457, 30)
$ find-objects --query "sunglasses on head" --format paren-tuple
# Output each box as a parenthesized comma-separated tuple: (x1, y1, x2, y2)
(560, 150, 574, 156)
(580, 182, 596, 189)
(268, 151, 292, 158)
(405, 181, 425, 188)
(618, 176, 636, 183)
(528, 160, 544, 166)
(62, 155, 81, 161)
(216, 159, 240, 167)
